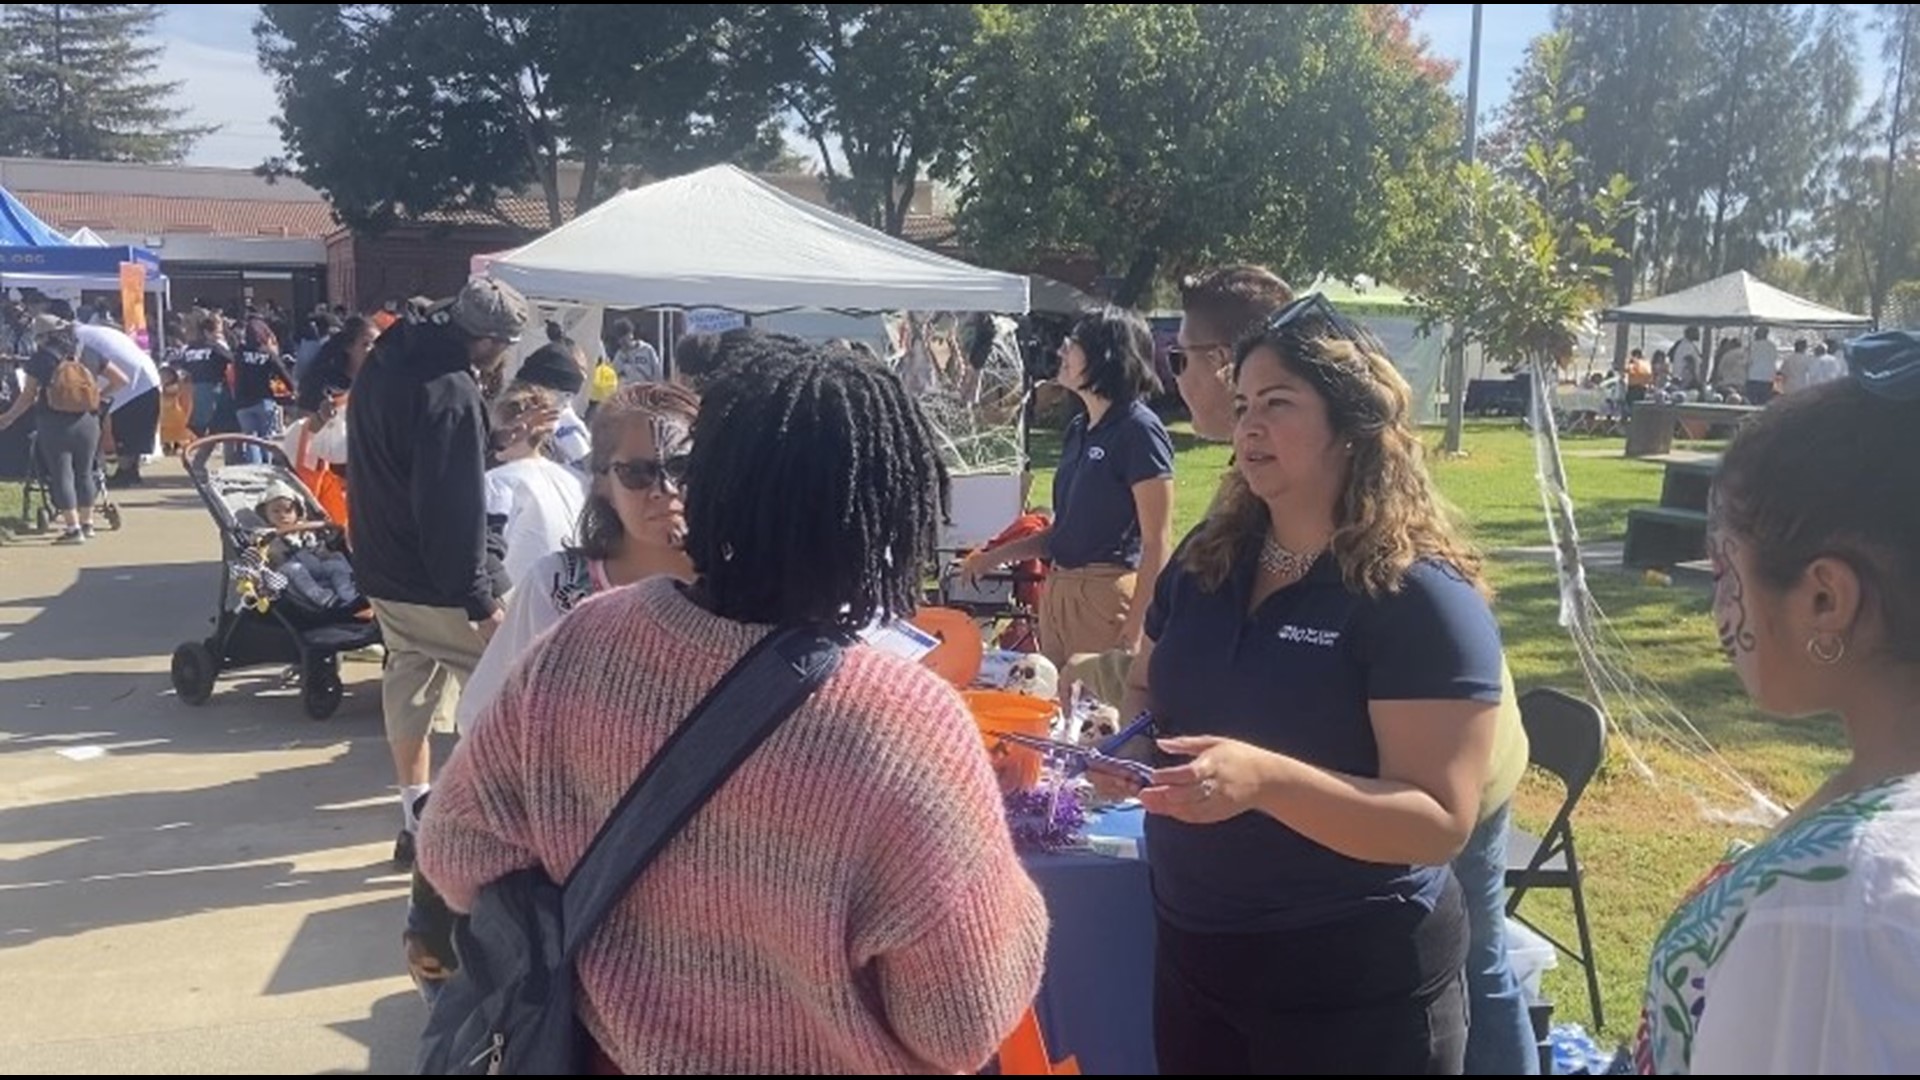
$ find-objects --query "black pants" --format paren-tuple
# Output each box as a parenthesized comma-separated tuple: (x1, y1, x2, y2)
(1154, 877, 1469, 1075)
(110, 388, 161, 479)
(35, 410, 101, 512)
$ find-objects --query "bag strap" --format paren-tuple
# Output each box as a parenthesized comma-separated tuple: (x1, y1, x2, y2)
(559, 624, 844, 959)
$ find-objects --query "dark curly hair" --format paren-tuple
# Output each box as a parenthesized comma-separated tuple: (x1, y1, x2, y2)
(684, 337, 950, 631)
(1715, 377, 1920, 666)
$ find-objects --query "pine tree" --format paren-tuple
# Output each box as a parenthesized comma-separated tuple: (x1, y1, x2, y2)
(1, 3, 213, 163)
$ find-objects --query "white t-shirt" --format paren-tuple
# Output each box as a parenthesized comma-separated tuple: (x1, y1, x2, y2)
(1810, 353, 1848, 386)
(457, 549, 608, 734)
(485, 455, 588, 589)
(77, 324, 160, 409)
(1670, 339, 1703, 386)
(1780, 350, 1817, 395)
(1746, 338, 1779, 383)
(1715, 345, 1751, 387)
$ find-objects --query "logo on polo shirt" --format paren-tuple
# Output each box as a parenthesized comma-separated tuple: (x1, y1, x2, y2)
(1276, 624, 1341, 648)
(1086, 446, 1107, 462)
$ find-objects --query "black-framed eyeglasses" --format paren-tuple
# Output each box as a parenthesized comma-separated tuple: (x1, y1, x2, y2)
(599, 454, 691, 493)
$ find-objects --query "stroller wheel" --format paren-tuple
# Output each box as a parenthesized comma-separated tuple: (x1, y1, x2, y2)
(103, 504, 123, 531)
(170, 642, 218, 706)
(302, 659, 344, 720)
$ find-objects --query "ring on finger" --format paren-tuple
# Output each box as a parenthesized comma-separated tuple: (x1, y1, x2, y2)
(1199, 779, 1218, 799)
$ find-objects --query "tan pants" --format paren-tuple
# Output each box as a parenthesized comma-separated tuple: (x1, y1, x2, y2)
(1039, 565, 1137, 668)
(370, 598, 488, 744)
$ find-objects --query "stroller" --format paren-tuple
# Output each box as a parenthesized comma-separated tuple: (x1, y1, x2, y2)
(20, 428, 123, 535)
(169, 434, 379, 719)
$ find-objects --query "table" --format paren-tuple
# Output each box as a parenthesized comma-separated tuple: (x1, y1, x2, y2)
(1023, 806, 1158, 1075)
(1624, 401, 1757, 457)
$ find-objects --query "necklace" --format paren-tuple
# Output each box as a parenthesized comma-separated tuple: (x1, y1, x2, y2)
(1260, 536, 1321, 579)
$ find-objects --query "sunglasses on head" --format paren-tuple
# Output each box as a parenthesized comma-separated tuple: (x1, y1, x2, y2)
(599, 454, 691, 493)
(1263, 293, 1384, 354)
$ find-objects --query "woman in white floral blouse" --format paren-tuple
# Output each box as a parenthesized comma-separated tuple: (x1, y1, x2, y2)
(1637, 333, 1920, 1074)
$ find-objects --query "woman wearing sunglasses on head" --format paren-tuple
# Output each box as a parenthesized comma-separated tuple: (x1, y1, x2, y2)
(455, 382, 698, 735)
(1117, 294, 1499, 1074)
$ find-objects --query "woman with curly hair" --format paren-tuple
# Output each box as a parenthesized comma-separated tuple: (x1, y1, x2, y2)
(1118, 295, 1502, 1074)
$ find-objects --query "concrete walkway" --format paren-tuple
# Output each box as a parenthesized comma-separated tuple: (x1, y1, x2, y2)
(0, 460, 426, 1074)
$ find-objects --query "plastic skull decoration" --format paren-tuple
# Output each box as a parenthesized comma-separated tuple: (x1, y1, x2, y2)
(1004, 653, 1060, 700)
(1078, 704, 1122, 747)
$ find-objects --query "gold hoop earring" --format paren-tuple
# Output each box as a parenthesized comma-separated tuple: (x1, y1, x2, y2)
(1807, 633, 1847, 666)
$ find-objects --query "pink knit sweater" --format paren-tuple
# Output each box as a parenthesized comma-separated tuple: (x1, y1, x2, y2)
(418, 577, 1049, 1074)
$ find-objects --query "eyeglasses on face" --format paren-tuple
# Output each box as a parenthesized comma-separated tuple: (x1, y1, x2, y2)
(1167, 341, 1230, 378)
(599, 454, 691, 493)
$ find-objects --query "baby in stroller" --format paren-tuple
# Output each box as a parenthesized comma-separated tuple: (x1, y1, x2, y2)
(254, 479, 360, 610)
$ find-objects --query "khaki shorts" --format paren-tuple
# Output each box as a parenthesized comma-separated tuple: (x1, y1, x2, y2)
(369, 598, 488, 744)
(1038, 565, 1137, 668)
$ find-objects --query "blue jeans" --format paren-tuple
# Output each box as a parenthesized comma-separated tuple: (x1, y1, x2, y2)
(234, 401, 280, 464)
(1455, 800, 1540, 1074)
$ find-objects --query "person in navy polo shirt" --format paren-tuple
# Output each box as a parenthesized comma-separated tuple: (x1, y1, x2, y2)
(962, 307, 1174, 666)
(1115, 295, 1501, 1075)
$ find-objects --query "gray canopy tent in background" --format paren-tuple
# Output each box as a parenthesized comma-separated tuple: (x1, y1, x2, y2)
(1600, 270, 1871, 330)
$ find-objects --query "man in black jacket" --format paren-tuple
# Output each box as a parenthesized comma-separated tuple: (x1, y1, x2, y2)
(348, 276, 530, 869)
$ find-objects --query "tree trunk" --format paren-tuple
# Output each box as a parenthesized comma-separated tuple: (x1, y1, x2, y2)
(1113, 247, 1161, 308)
(1875, 8, 1913, 326)
(576, 137, 603, 220)
(53, 5, 70, 160)
(887, 154, 921, 238)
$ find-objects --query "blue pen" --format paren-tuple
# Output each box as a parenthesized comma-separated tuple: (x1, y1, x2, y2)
(1095, 710, 1156, 756)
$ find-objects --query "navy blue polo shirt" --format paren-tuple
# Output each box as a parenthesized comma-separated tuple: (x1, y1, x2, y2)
(1143, 539, 1504, 934)
(1048, 399, 1174, 569)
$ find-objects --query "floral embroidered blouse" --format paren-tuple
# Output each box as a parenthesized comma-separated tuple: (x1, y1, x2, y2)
(1637, 774, 1920, 1073)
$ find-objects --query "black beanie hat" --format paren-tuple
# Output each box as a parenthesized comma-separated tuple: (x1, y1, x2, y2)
(514, 343, 586, 395)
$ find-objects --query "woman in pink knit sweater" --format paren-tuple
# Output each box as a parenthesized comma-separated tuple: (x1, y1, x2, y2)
(418, 337, 1048, 1074)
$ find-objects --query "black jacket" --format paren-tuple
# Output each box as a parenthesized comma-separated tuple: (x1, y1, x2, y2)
(347, 321, 497, 620)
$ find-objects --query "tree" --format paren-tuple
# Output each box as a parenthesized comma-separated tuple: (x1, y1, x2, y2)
(255, 4, 795, 232)
(0, 4, 213, 163)
(783, 5, 977, 237)
(1869, 3, 1920, 322)
(952, 4, 1459, 306)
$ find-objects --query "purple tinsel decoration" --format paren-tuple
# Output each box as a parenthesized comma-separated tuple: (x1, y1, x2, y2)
(1004, 783, 1088, 854)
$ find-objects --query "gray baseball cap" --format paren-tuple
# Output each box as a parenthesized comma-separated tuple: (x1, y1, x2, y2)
(449, 277, 531, 343)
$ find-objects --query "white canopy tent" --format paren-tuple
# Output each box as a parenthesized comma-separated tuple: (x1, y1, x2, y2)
(1600, 270, 1870, 329)
(486, 164, 1029, 315)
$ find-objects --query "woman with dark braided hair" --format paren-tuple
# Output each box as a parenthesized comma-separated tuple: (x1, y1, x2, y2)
(419, 339, 1047, 1073)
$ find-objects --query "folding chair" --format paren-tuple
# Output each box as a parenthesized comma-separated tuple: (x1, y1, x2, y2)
(1505, 687, 1608, 1030)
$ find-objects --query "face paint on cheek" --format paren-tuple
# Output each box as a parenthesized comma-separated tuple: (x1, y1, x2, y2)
(1709, 535, 1757, 661)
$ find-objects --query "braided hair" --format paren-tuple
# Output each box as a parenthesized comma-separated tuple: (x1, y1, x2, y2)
(685, 336, 950, 631)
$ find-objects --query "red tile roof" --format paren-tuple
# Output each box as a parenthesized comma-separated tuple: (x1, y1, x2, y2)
(14, 190, 339, 239)
(12, 187, 955, 246)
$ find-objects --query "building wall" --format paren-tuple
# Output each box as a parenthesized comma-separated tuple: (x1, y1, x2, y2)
(327, 225, 532, 313)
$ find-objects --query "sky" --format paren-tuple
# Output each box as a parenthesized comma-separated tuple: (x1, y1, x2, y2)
(156, 3, 1882, 170)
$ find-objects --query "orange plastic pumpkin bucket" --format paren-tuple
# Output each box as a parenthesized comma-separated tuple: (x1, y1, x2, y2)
(964, 690, 1057, 791)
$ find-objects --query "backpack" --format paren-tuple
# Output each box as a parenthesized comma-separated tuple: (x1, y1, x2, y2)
(45, 356, 100, 414)
(414, 626, 844, 1075)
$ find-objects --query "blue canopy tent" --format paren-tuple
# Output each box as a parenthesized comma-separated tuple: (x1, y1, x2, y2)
(0, 184, 170, 348)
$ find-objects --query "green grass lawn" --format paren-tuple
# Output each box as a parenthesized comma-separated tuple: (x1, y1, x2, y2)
(0, 475, 23, 540)
(1029, 418, 1838, 1035)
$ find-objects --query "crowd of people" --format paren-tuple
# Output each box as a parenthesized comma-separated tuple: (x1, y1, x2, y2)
(6, 264, 1918, 1074)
